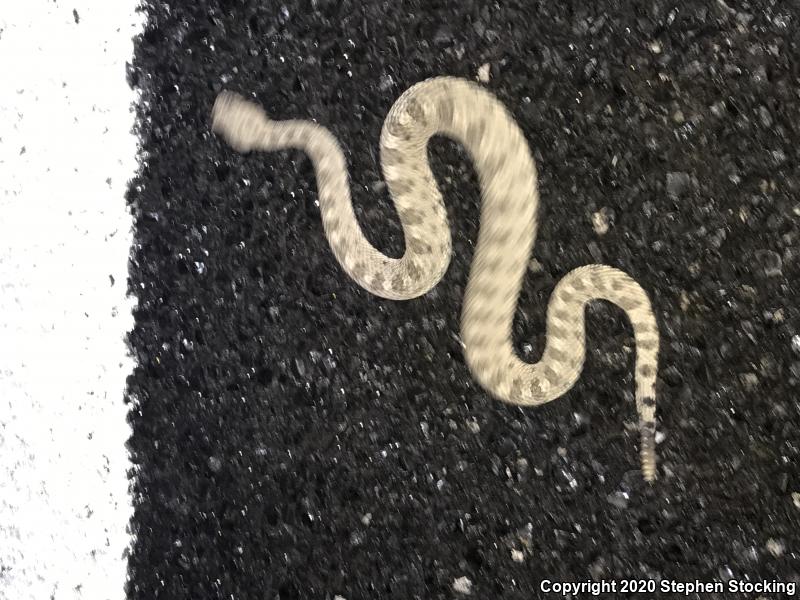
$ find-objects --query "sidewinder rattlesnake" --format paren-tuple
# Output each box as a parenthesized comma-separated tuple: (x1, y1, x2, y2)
(211, 76, 660, 482)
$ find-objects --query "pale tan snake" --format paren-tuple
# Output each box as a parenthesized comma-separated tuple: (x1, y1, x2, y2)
(211, 77, 660, 482)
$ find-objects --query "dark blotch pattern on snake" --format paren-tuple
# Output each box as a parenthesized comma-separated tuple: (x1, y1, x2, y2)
(211, 77, 660, 482)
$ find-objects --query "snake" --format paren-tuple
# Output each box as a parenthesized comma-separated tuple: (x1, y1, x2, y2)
(210, 76, 660, 482)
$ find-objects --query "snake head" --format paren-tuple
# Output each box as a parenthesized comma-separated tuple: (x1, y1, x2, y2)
(211, 91, 270, 153)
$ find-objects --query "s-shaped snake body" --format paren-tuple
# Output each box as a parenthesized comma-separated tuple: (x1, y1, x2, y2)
(211, 77, 660, 481)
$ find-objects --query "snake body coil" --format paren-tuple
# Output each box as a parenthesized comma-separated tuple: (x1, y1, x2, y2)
(211, 77, 660, 481)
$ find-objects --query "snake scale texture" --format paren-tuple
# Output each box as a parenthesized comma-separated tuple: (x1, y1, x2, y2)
(211, 77, 660, 482)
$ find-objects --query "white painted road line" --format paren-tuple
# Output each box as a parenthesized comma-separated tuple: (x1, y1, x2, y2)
(0, 3, 141, 599)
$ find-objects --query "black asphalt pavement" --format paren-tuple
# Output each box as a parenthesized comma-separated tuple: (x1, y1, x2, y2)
(126, 2, 800, 598)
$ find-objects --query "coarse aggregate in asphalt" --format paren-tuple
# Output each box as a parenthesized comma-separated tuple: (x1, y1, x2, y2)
(125, 1, 800, 598)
